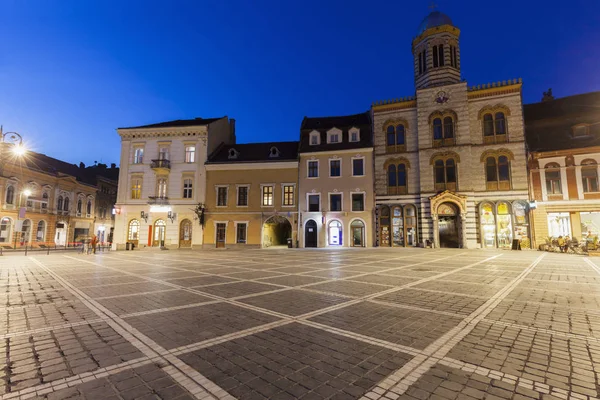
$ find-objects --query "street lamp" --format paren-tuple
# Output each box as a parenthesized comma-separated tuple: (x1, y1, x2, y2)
(0, 127, 26, 175)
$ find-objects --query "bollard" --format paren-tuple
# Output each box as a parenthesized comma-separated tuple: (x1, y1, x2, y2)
(25, 245, 28, 256)
(47, 245, 50, 255)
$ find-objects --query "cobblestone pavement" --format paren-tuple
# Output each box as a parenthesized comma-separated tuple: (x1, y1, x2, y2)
(1, 249, 599, 399)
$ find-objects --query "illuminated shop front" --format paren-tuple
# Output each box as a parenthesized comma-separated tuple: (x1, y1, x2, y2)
(377, 204, 418, 247)
(478, 200, 530, 249)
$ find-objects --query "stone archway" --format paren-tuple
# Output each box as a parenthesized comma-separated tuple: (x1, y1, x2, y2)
(429, 190, 468, 249)
(262, 215, 292, 248)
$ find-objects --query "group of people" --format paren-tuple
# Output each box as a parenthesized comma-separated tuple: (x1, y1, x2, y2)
(556, 235, 571, 253)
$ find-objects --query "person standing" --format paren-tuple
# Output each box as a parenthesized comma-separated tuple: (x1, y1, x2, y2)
(91, 234, 98, 254)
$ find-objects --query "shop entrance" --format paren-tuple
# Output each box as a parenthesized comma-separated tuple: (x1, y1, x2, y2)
(153, 220, 166, 247)
(438, 203, 459, 248)
(216, 223, 226, 248)
(179, 219, 192, 248)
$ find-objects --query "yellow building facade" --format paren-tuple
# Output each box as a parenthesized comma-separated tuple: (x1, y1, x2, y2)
(204, 142, 299, 248)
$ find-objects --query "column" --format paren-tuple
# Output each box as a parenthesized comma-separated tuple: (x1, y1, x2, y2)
(460, 213, 468, 249)
(432, 215, 439, 249)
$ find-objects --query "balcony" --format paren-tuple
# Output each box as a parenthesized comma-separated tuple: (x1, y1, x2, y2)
(148, 196, 169, 206)
(150, 159, 171, 172)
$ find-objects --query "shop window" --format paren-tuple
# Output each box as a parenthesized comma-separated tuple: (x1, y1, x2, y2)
(0, 217, 11, 243)
(392, 206, 404, 247)
(581, 212, 600, 243)
(328, 220, 343, 246)
(496, 202, 513, 249)
(547, 212, 571, 238)
(480, 202, 496, 248)
(582, 159, 599, 193)
(379, 206, 391, 246)
(545, 163, 562, 195)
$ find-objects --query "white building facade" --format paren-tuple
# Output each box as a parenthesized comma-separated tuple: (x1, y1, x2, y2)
(373, 10, 530, 249)
(113, 117, 234, 250)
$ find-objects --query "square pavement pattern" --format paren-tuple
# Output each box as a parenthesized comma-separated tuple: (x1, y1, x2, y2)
(1, 249, 599, 399)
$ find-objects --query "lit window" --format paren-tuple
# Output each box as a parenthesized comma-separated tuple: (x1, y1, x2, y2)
(133, 148, 144, 164)
(131, 178, 142, 199)
(128, 220, 140, 240)
(262, 186, 274, 206)
(185, 146, 196, 163)
(283, 185, 294, 206)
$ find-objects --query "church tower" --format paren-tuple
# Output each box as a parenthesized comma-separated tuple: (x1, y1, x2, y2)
(412, 10, 461, 90)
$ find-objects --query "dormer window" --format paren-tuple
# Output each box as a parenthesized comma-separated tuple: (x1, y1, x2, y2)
(309, 131, 320, 146)
(269, 147, 280, 158)
(228, 148, 239, 159)
(327, 128, 342, 144)
(573, 124, 590, 138)
(349, 128, 360, 143)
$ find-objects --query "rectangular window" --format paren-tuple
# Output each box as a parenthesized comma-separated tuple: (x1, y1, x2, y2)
(131, 178, 142, 199)
(183, 178, 193, 199)
(283, 185, 295, 206)
(158, 147, 169, 160)
(133, 148, 144, 164)
(236, 223, 247, 244)
(308, 161, 319, 178)
(352, 193, 365, 212)
(262, 186, 274, 206)
(350, 131, 359, 142)
(353, 158, 364, 176)
(310, 134, 319, 145)
(330, 194, 342, 212)
(237, 186, 248, 206)
(185, 146, 196, 163)
(217, 187, 228, 206)
(329, 133, 339, 143)
(330, 160, 341, 177)
(157, 178, 168, 198)
(308, 194, 320, 212)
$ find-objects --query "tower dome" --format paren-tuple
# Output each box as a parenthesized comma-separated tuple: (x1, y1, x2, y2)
(416, 11, 454, 35)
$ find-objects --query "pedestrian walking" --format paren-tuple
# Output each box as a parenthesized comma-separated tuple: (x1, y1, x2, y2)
(91, 234, 98, 254)
(557, 236, 565, 253)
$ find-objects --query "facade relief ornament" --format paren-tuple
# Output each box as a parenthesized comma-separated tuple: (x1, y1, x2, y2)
(429, 190, 467, 216)
(435, 91, 449, 104)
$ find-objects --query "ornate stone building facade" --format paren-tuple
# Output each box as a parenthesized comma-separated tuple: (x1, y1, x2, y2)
(525, 91, 600, 248)
(113, 117, 235, 250)
(373, 10, 530, 249)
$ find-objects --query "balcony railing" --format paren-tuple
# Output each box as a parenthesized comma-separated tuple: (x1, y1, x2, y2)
(148, 196, 169, 206)
(150, 159, 171, 170)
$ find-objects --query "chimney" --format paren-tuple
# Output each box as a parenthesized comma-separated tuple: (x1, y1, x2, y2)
(110, 163, 116, 169)
(230, 118, 236, 144)
(79, 162, 85, 169)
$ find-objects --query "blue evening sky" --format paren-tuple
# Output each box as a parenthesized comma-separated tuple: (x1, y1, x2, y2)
(1, 0, 598, 166)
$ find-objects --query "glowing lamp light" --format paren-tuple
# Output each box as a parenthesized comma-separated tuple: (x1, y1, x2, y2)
(23, 189, 32, 197)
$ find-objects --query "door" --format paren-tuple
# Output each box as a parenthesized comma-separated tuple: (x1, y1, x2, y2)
(305, 220, 317, 248)
(352, 227, 364, 247)
(439, 216, 459, 248)
(153, 220, 166, 247)
(216, 223, 226, 248)
(179, 219, 192, 248)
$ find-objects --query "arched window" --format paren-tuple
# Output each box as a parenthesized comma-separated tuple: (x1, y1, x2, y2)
(387, 163, 407, 195)
(396, 125, 405, 145)
(545, 163, 562, 195)
(438, 44, 444, 67)
(21, 219, 31, 244)
(86, 200, 92, 216)
(385, 123, 407, 153)
(582, 159, 599, 193)
(433, 118, 443, 140)
(37, 221, 46, 242)
(0, 217, 11, 243)
(386, 126, 395, 146)
(483, 114, 494, 137)
(433, 157, 458, 191)
(481, 111, 508, 143)
(77, 199, 82, 215)
(57, 196, 63, 211)
(63, 197, 69, 211)
(443, 117, 454, 139)
(485, 155, 511, 190)
(5, 186, 14, 205)
(432, 45, 439, 67)
(128, 219, 140, 241)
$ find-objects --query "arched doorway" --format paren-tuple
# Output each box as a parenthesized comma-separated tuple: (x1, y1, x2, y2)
(128, 219, 140, 248)
(0, 217, 12, 244)
(328, 220, 343, 246)
(438, 203, 459, 248)
(350, 220, 365, 247)
(263, 215, 292, 248)
(305, 220, 317, 248)
(20, 219, 32, 245)
(179, 219, 192, 248)
(153, 219, 166, 247)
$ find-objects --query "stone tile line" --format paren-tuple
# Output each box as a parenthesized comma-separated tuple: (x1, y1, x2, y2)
(360, 253, 547, 400)
(31, 257, 229, 400)
(0, 318, 104, 340)
(438, 357, 600, 400)
(0, 356, 155, 400)
(481, 317, 600, 343)
(93, 288, 180, 300)
(367, 299, 464, 318)
(119, 300, 223, 318)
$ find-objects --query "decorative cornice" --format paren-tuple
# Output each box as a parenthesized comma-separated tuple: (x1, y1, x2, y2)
(118, 127, 208, 140)
(372, 98, 417, 112)
(467, 80, 522, 99)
